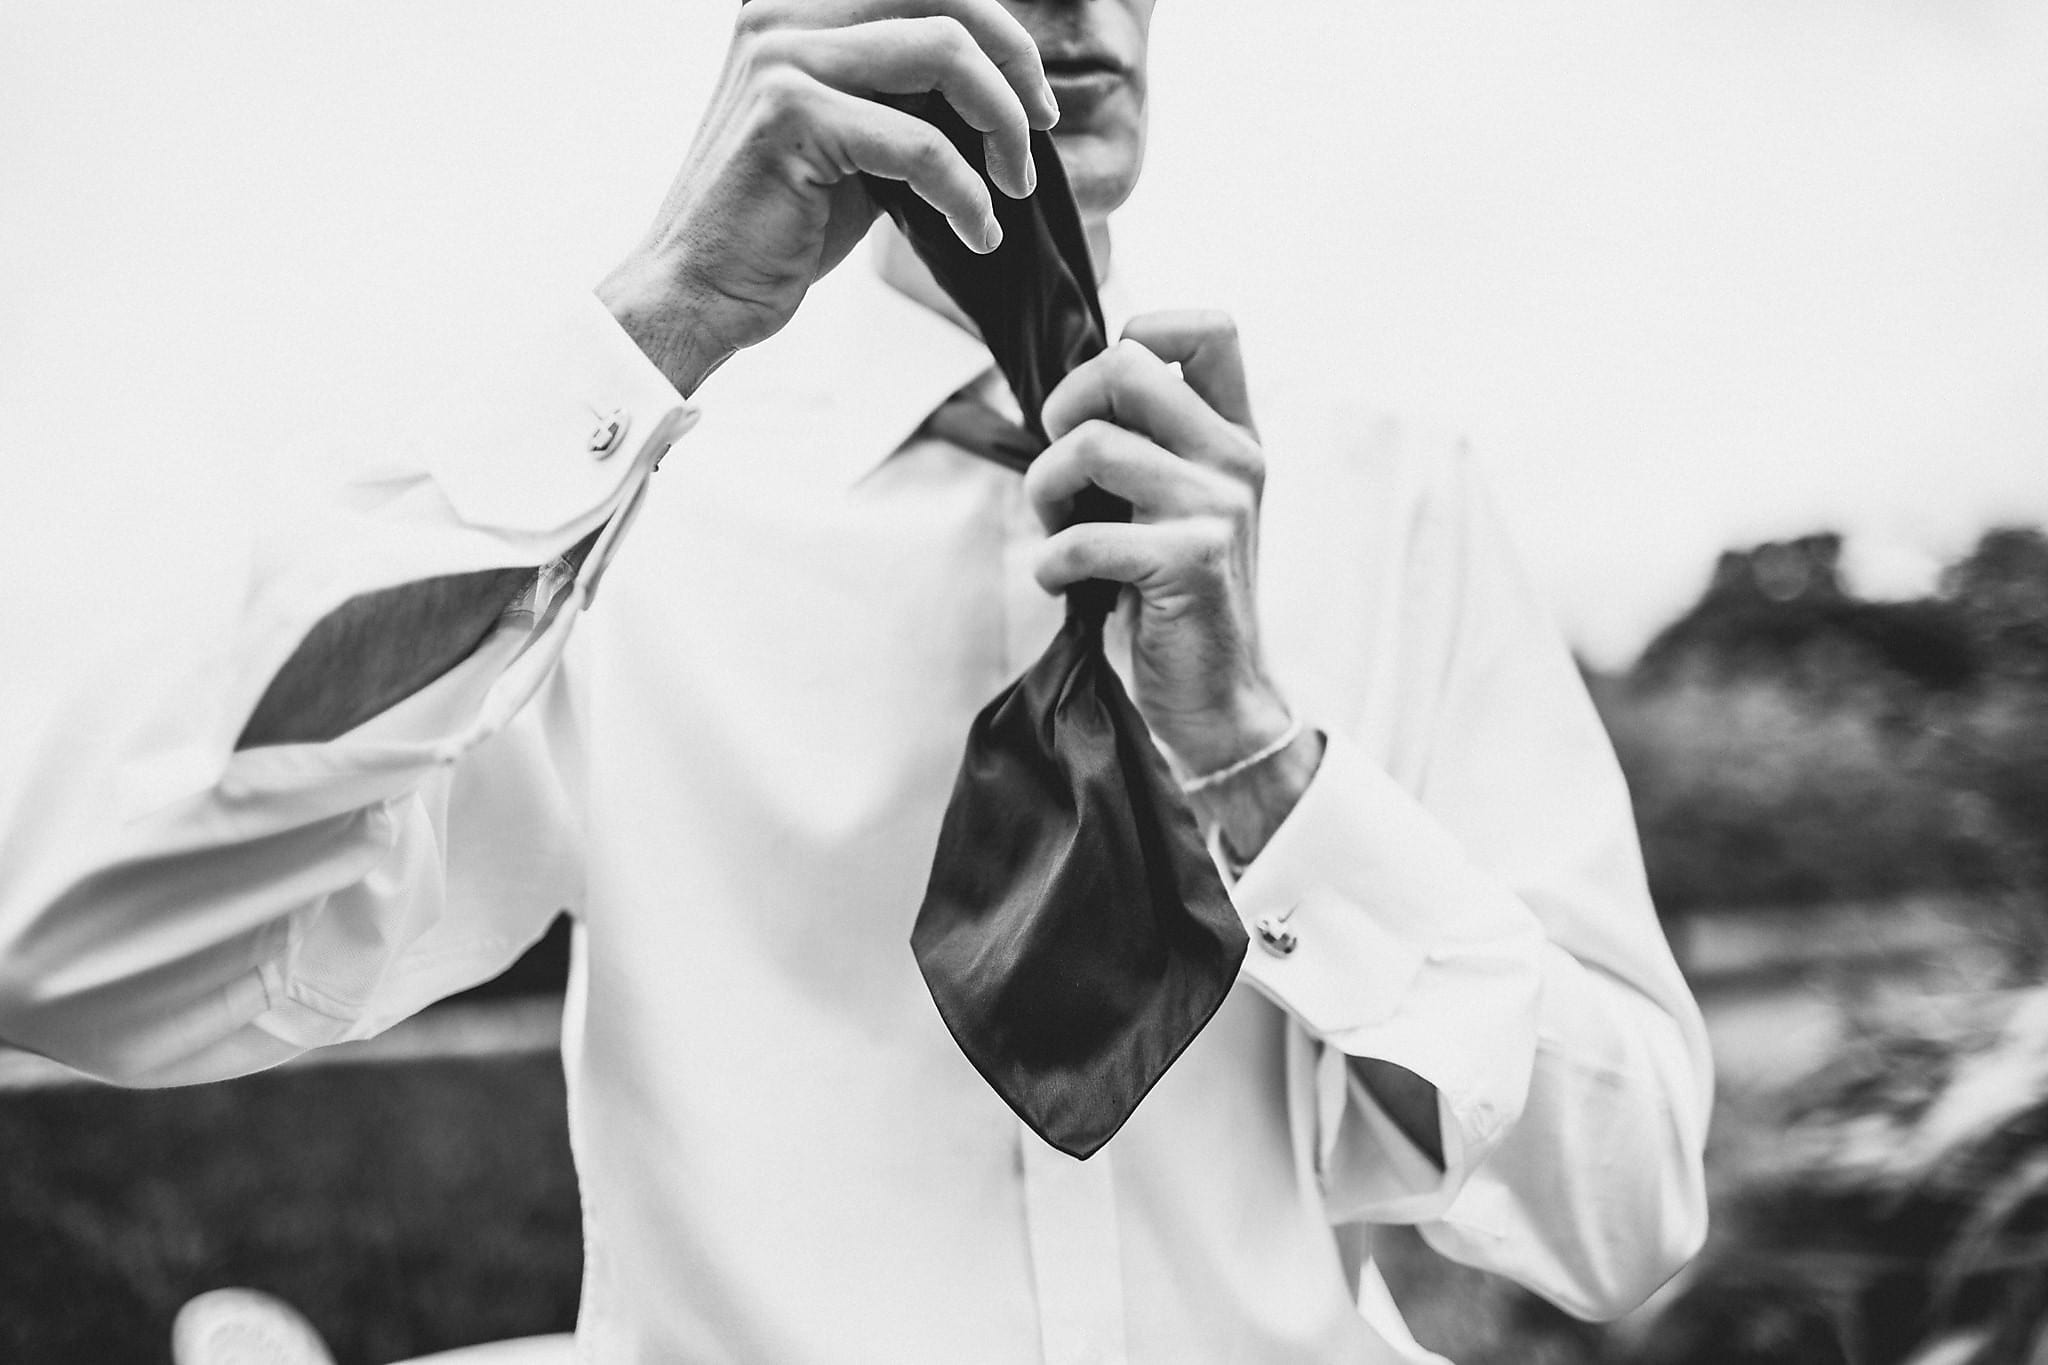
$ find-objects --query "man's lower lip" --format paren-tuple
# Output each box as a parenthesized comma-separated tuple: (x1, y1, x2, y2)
(1045, 69, 1126, 103)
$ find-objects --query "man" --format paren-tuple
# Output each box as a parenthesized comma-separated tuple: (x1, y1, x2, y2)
(0, 1, 1710, 1360)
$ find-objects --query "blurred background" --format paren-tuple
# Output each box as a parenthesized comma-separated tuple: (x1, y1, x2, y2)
(3, 1, 2045, 1361)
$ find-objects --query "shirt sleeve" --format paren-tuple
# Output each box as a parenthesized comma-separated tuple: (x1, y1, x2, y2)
(1228, 440, 1713, 1321)
(0, 292, 695, 1088)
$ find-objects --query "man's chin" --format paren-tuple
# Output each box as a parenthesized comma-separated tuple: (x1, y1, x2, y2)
(1049, 132, 1143, 222)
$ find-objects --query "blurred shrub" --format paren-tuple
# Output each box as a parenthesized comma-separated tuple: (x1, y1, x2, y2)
(1635, 989, 2048, 1365)
(1594, 526, 2048, 920)
(1942, 528, 2048, 896)
(1943, 528, 2048, 687)
(0, 1056, 581, 1364)
(1600, 678, 2004, 913)
(1633, 532, 1978, 700)
(1587, 526, 2048, 1365)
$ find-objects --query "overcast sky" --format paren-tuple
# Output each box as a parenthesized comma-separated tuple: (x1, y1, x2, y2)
(4, 0, 2044, 669)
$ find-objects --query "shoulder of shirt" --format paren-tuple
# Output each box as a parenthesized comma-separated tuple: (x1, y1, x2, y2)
(1110, 261, 1484, 508)
(1247, 357, 1482, 514)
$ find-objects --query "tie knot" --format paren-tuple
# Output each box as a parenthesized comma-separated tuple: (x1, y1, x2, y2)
(920, 387, 1046, 475)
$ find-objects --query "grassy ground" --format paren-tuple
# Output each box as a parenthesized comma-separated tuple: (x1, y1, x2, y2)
(4, 952, 2016, 1365)
(1379, 1228, 1611, 1364)
(0, 1055, 581, 1365)
(2, 1038, 1612, 1365)
(5, 923, 2031, 1363)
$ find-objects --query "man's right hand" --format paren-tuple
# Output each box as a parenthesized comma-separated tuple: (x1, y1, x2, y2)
(598, 0, 1060, 398)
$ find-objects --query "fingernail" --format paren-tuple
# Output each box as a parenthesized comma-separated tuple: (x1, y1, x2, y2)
(1041, 80, 1061, 126)
(1024, 152, 1037, 196)
(984, 217, 1004, 252)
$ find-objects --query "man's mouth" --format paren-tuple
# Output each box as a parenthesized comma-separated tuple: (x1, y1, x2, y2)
(1042, 53, 1124, 74)
(1040, 55, 1128, 105)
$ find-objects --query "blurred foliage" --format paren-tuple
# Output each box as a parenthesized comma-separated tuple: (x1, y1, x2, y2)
(1375, 1224, 1609, 1365)
(0, 1055, 581, 1365)
(1583, 524, 2048, 1365)
(1635, 989, 2048, 1365)
(1594, 525, 2048, 921)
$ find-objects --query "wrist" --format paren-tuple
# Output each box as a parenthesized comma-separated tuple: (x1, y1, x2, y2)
(595, 252, 734, 400)
(1186, 726, 1325, 868)
(1162, 686, 1293, 778)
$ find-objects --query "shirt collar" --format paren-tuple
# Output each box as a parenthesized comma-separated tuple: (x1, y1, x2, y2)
(691, 228, 1134, 488)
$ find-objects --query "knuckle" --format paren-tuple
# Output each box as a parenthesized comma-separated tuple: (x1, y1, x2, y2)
(995, 31, 1041, 78)
(1213, 475, 1257, 529)
(1231, 434, 1267, 490)
(1074, 419, 1119, 464)
(748, 28, 799, 73)
(1044, 535, 1084, 579)
(1195, 309, 1239, 344)
(1107, 339, 1152, 384)
(960, 0, 1022, 41)
(1021, 455, 1051, 499)
(1031, 551, 1060, 591)
(908, 127, 953, 175)
(1191, 516, 1235, 568)
(752, 67, 814, 129)
(914, 14, 973, 61)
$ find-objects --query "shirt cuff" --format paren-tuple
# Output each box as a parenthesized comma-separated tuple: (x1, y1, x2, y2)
(415, 289, 695, 536)
(1226, 728, 1547, 1217)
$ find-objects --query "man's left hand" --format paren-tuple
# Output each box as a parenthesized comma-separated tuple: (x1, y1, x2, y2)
(1027, 311, 1288, 779)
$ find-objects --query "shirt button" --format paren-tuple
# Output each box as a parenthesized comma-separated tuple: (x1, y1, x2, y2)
(587, 408, 629, 458)
(1254, 914, 1298, 957)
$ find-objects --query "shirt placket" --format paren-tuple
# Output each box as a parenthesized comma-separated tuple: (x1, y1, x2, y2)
(1000, 478, 1054, 673)
(1020, 1127, 1131, 1365)
(1000, 480, 1132, 1365)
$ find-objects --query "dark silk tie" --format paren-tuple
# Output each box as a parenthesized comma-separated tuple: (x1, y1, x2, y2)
(867, 101, 1248, 1160)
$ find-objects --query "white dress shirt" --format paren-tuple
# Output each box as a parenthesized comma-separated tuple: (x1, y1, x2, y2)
(0, 238, 1710, 1363)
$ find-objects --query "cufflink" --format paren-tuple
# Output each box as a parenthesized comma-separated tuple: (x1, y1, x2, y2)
(587, 408, 629, 458)
(1254, 913, 1298, 957)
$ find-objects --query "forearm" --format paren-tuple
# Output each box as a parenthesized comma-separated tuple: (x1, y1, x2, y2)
(595, 260, 734, 402)
(1188, 724, 1324, 867)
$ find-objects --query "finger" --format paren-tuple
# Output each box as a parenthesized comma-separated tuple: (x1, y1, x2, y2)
(757, 0, 1058, 129)
(1119, 310, 1255, 432)
(1033, 521, 1182, 595)
(1025, 419, 1232, 532)
(791, 17, 1035, 198)
(1042, 339, 1251, 474)
(806, 83, 1000, 251)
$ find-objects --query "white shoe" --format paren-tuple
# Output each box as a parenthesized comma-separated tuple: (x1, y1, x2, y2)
(171, 1288, 337, 1365)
